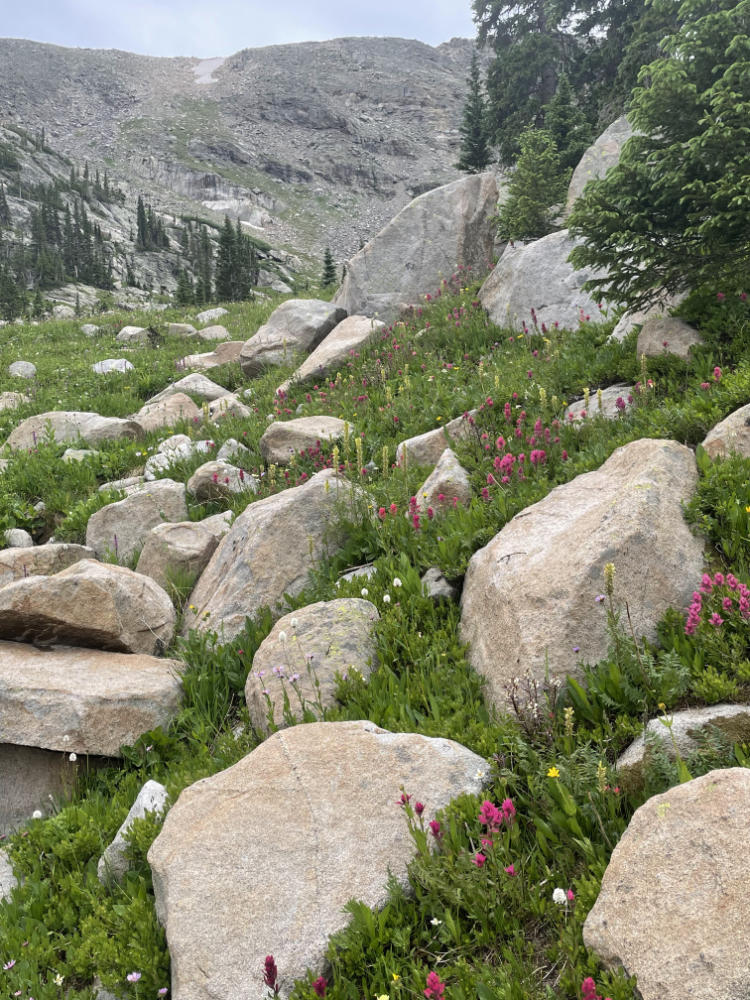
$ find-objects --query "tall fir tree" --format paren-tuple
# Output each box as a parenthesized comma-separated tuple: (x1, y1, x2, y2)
(456, 50, 492, 173)
(496, 127, 568, 242)
(543, 73, 592, 171)
(322, 247, 336, 287)
(0, 184, 10, 227)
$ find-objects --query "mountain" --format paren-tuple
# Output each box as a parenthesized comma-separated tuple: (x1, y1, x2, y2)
(0, 35, 475, 271)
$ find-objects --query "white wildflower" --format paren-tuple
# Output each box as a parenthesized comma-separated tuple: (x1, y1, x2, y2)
(552, 887, 567, 906)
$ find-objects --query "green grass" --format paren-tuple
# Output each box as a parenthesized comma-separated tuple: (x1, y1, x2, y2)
(0, 275, 749, 999)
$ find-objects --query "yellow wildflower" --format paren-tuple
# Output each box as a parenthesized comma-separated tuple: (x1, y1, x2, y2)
(547, 766, 560, 778)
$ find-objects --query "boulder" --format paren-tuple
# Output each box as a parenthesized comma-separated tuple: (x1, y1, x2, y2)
(136, 521, 220, 590)
(259, 415, 353, 465)
(86, 479, 188, 562)
(196, 324, 230, 342)
(610, 293, 685, 343)
(4, 528, 33, 548)
(0, 543, 95, 588)
(206, 393, 252, 421)
(182, 469, 361, 640)
(566, 116, 634, 212)
(0, 391, 29, 411)
(396, 410, 478, 467)
(334, 173, 497, 323)
(245, 599, 379, 733)
(0, 640, 183, 755)
(8, 361, 36, 379)
(62, 448, 98, 463)
(148, 721, 489, 1000)
(187, 461, 258, 502)
(6, 411, 144, 451)
(98, 781, 169, 884)
(460, 439, 704, 708)
(116, 325, 149, 344)
(636, 316, 702, 361)
(239, 299, 347, 377)
(702, 403, 750, 459)
(563, 385, 634, 423)
(81, 323, 99, 336)
(421, 567, 458, 602)
(133, 392, 203, 433)
(616, 704, 750, 791)
(0, 743, 82, 834)
(166, 323, 197, 337)
(199, 510, 234, 539)
(195, 307, 228, 324)
(98, 475, 144, 495)
(414, 448, 472, 513)
(278, 315, 385, 393)
(216, 438, 250, 463)
(147, 373, 229, 405)
(0, 560, 176, 655)
(479, 230, 604, 332)
(584, 768, 750, 1000)
(0, 848, 16, 901)
(178, 342, 244, 371)
(92, 359, 134, 375)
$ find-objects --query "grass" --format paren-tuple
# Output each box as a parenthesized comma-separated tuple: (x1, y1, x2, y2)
(0, 274, 749, 999)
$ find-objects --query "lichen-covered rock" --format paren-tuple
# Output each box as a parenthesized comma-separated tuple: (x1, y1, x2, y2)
(584, 768, 750, 1000)
(701, 402, 750, 459)
(86, 479, 188, 562)
(460, 439, 704, 708)
(259, 415, 353, 465)
(148, 721, 489, 1000)
(334, 173, 497, 323)
(0, 559, 176, 655)
(245, 599, 379, 733)
(239, 299, 347, 376)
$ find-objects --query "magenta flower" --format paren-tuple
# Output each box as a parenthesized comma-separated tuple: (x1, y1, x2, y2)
(472, 852, 487, 868)
(504, 864, 516, 876)
(424, 971, 446, 1000)
(126, 972, 142, 983)
(312, 976, 327, 997)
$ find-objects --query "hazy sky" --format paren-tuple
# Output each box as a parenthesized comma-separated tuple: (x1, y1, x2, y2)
(4, 1, 477, 57)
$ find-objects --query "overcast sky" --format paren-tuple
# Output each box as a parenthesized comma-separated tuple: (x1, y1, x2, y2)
(4, 1, 477, 57)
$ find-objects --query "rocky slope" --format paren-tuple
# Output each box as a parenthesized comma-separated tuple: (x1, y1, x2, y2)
(0, 35, 476, 265)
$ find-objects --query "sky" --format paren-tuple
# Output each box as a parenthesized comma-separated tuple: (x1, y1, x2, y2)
(4, 0, 477, 57)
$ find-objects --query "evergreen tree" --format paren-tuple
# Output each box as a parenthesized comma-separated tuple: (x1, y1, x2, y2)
(215, 216, 236, 301)
(0, 185, 10, 227)
(322, 247, 337, 287)
(136, 196, 148, 250)
(543, 73, 592, 171)
(175, 269, 194, 305)
(457, 50, 492, 173)
(496, 128, 568, 242)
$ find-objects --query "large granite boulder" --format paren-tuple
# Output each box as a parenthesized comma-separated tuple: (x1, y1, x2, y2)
(86, 479, 188, 563)
(414, 448, 472, 513)
(584, 768, 750, 1000)
(196, 324, 230, 342)
(5, 411, 144, 451)
(460, 439, 704, 707)
(0, 543, 95, 588)
(636, 316, 703, 361)
(566, 116, 634, 212)
(278, 315, 385, 394)
(147, 373, 229, 405)
(186, 461, 258, 502)
(182, 470, 361, 640)
(135, 521, 220, 590)
(259, 416, 353, 465)
(480, 229, 604, 331)
(178, 342, 244, 371)
(239, 299, 347, 377)
(563, 384, 634, 423)
(148, 721, 489, 1000)
(0, 641, 183, 755)
(396, 410, 478, 467)
(0, 560, 176, 655)
(702, 403, 750, 459)
(133, 393, 202, 433)
(98, 780, 169, 885)
(1, 744, 82, 834)
(334, 173, 498, 323)
(245, 599, 379, 733)
(0, 391, 29, 411)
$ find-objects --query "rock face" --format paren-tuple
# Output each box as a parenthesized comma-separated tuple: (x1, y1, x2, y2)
(5, 411, 144, 451)
(702, 403, 750, 459)
(182, 470, 360, 640)
(135, 521, 220, 590)
(479, 230, 604, 332)
(0, 641, 183, 755)
(0, 543, 95, 588)
(636, 316, 703, 361)
(566, 116, 633, 212)
(0, 743, 82, 833)
(148, 721, 489, 1000)
(147, 373, 229, 405)
(460, 439, 704, 707)
(239, 299, 347, 376)
(563, 385, 633, 423)
(245, 599, 379, 733)
(584, 768, 750, 1000)
(414, 448, 472, 513)
(334, 173, 497, 323)
(133, 392, 202, 432)
(396, 411, 478, 467)
(279, 315, 385, 392)
(259, 416, 353, 465)
(186, 461, 257, 502)
(86, 479, 188, 562)
(98, 780, 169, 884)
(617, 704, 750, 790)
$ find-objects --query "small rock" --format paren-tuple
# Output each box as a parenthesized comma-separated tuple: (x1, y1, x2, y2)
(206, 394, 252, 421)
(396, 411, 479, 468)
(187, 461, 258, 502)
(259, 415, 353, 465)
(62, 448, 98, 463)
(414, 448, 472, 513)
(637, 316, 702, 361)
(92, 359, 134, 375)
(81, 323, 99, 336)
(6, 411, 143, 451)
(85, 479, 188, 563)
(421, 568, 457, 602)
(136, 521, 219, 590)
(195, 307, 228, 324)
(9, 361, 36, 379)
(4, 528, 33, 548)
(147, 374, 229, 406)
(0, 391, 29, 411)
(98, 781, 169, 884)
(133, 393, 203, 433)
(115, 325, 149, 344)
(196, 324, 230, 342)
(216, 438, 250, 463)
(338, 564, 377, 584)
(701, 402, 750, 459)
(178, 342, 244, 371)
(166, 323, 197, 337)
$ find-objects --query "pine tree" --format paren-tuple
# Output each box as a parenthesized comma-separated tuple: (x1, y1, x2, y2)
(215, 216, 236, 301)
(322, 247, 336, 287)
(496, 127, 569, 242)
(457, 50, 492, 173)
(175, 269, 194, 305)
(0, 185, 10, 227)
(543, 73, 592, 171)
(136, 196, 148, 250)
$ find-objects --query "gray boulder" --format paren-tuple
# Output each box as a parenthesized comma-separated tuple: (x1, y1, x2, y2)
(259, 415, 353, 465)
(147, 373, 229, 405)
(92, 359, 134, 375)
(98, 780, 169, 884)
(187, 461, 258, 502)
(0, 543, 95, 588)
(566, 116, 634, 212)
(278, 315, 384, 393)
(239, 299, 347, 377)
(637, 316, 703, 361)
(85, 479, 188, 563)
(115, 325, 149, 344)
(195, 307, 228, 324)
(136, 521, 220, 591)
(9, 361, 36, 379)
(702, 402, 750, 459)
(6, 411, 144, 451)
(414, 447, 472, 514)
(396, 410, 478, 468)
(4, 528, 33, 548)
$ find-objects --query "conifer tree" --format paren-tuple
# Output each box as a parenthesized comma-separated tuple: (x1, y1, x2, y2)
(0, 184, 10, 227)
(457, 50, 492, 173)
(322, 247, 336, 287)
(543, 73, 592, 171)
(496, 127, 568, 242)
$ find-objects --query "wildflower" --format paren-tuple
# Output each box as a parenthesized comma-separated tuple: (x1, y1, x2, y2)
(393, 577, 402, 588)
(397, 791, 411, 807)
(277, 630, 287, 643)
(392, 973, 400, 982)
(3, 959, 15, 970)
(126, 972, 142, 983)
(54, 974, 64, 986)
(547, 766, 560, 778)
(383, 594, 391, 604)
(32, 810, 42, 819)
(472, 852, 487, 867)
(424, 971, 446, 1000)
(415, 802, 425, 816)
(158, 991, 168, 997)
(567, 888, 575, 902)
(264, 955, 279, 994)
(430, 917, 442, 926)
(361, 587, 369, 597)
(312, 976, 327, 997)
(714, 366, 722, 380)
(709, 613, 724, 627)
(428, 820, 442, 839)
(504, 864, 516, 876)
(69, 752, 77, 762)
(552, 887, 567, 905)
